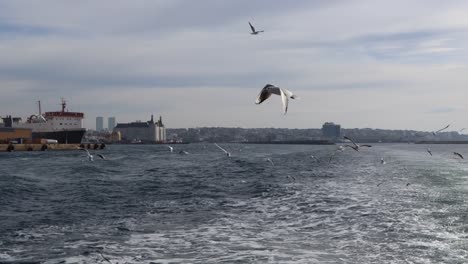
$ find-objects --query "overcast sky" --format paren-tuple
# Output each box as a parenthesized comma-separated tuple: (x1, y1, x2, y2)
(1, 0, 468, 131)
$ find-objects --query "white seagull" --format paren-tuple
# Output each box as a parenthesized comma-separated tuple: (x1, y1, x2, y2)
(432, 124, 450, 135)
(166, 145, 174, 152)
(266, 158, 274, 166)
(255, 84, 298, 114)
(343, 136, 372, 152)
(79, 148, 94, 161)
(248, 22, 264, 35)
(214, 143, 231, 157)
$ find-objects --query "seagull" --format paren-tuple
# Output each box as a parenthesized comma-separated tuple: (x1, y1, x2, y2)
(454, 152, 464, 159)
(214, 143, 231, 157)
(380, 158, 386, 165)
(310, 155, 320, 162)
(166, 145, 174, 152)
(178, 150, 189, 155)
(287, 175, 296, 182)
(266, 158, 274, 166)
(427, 148, 433, 156)
(97, 154, 106, 160)
(343, 136, 372, 151)
(79, 148, 94, 161)
(248, 22, 264, 35)
(329, 145, 345, 163)
(255, 84, 298, 114)
(432, 124, 450, 135)
(460, 128, 466, 133)
(406, 182, 411, 187)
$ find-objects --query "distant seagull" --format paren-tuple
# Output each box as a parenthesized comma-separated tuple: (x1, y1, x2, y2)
(287, 175, 296, 182)
(166, 145, 174, 152)
(97, 154, 106, 160)
(460, 128, 466, 133)
(266, 158, 274, 166)
(329, 145, 345, 162)
(178, 150, 189, 155)
(380, 158, 386, 165)
(79, 148, 94, 161)
(377, 182, 384, 187)
(454, 152, 464, 159)
(343, 136, 372, 151)
(406, 182, 411, 187)
(214, 143, 231, 157)
(432, 124, 450, 135)
(255, 84, 298, 114)
(310, 155, 320, 162)
(248, 22, 264, 35)
(100, 253, 113, 264)
(427, 148, 433, 156)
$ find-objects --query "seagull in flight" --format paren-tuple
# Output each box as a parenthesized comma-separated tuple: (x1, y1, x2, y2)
(454, 152, 464, 159)
(166, 145, 174, 152)
(79, 148, 94, 161)
(214, 143, 231, 157)
(266, 158, 274, 166)
(255, 84, 298, 114)
(329, 145, 345, 163)
(432, 124, 450, 135)
(96, 154, 106, 160)
(343, 136, 372, 151)
(460, 128, 466, 133)
(427, 148, 433, 156)
(380, 158, 386, 165)
(248, 22, 264, 35)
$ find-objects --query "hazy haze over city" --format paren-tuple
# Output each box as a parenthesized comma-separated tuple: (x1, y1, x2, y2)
(1, 0, 468, 130)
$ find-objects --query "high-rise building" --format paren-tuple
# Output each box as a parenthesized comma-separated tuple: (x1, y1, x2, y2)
(108, 117, 116, 131)
(96, 116, 104, 131)
(322, 122, 341, 139)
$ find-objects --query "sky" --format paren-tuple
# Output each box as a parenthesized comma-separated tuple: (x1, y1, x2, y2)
(1, 0, 468, 131)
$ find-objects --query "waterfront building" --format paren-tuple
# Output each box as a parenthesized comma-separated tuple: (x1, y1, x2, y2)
(96, 116, 104, 131)
(322, 122, 341, 139)
(114, 115, 166, 143)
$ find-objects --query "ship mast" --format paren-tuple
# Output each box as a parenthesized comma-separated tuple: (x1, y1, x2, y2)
(38, 100, 42, 116)
(61, 97, 66, 113)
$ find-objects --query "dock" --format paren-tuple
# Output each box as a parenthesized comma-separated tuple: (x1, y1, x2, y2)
(0, 143, 106, 152)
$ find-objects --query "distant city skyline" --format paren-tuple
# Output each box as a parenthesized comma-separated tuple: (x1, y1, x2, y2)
(2, 1, 468, 130)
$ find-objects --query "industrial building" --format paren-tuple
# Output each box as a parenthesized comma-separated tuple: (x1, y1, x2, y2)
(114, 115, 166, 143)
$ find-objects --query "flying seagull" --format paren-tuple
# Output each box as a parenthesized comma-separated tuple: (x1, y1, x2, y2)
(460, 128, 466, 133)
(97, 154, 106, 160)
(427, 148, 433, 156)
(432, 124, 450, 135)
(79, 148, 94, 161)
(380, 158, 386, 165)
(166, 145, 174, 152)
(214, 143, 231, 157)
(266, 158, 274, 166)
(329, 145, 345, 163)
(343, 136, 372, 151)
(255, 84, 298, 114)
(248, 22, 264, 35)
(454, 152, 464, 159)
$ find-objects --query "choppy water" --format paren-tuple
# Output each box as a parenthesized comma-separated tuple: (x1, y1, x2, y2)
(1, 143, 468, 263)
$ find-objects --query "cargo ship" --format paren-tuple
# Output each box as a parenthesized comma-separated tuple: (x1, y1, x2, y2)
(2, 98, 86, 144)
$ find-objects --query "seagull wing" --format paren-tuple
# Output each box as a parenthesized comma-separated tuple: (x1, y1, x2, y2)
(214, 143, 229, 154)
(249, 22, 256, 33)
(435, 124, 450, 133)
(166, 145, 174, 152)
(97, 154, 105, 160)
(279, 87, 289, 114)
(454, 152, 464, 159)
(255, 87, 272, 104)
(343, 136, 358, 148)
